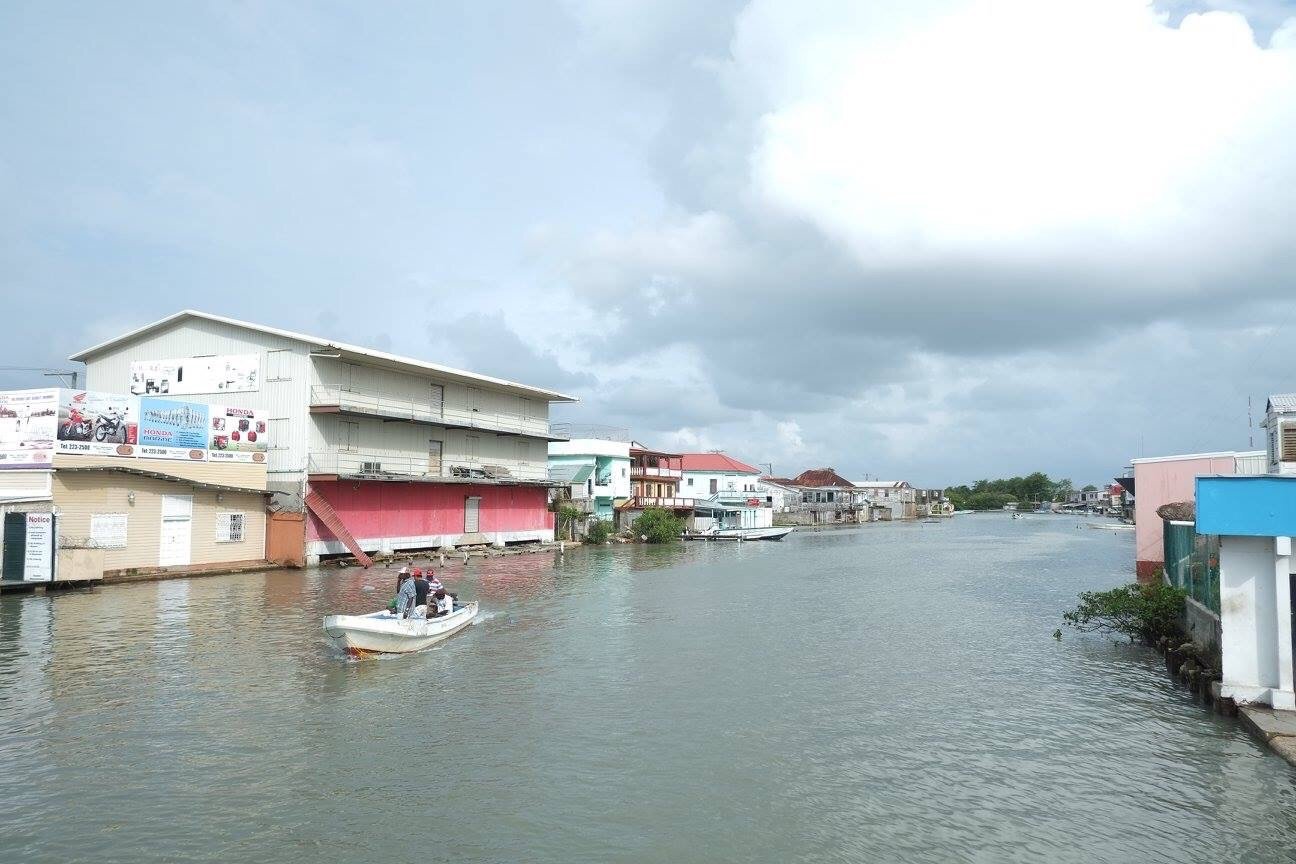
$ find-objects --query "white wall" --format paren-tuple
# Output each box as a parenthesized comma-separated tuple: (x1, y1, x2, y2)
(682, 470, 762, 498)
(1220, 534, 1296, 710)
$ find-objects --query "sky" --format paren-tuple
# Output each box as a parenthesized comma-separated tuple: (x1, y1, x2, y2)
(3, 0, 1296, 487)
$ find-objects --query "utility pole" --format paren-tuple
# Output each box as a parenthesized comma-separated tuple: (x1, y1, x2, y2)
(1248, 396, 1254, 449)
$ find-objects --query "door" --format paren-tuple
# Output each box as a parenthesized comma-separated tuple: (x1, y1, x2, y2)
(709, 478, 718, 495)
(2, 512, 25, 583)
(430, 384, 444, 419)
(465, 496, 481, 533)
(428, 439, 443, 477)
(466, 387, 480, 423)
(160, 495, 192, 567)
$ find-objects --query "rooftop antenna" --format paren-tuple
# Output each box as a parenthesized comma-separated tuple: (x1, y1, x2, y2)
(1248, 396, 1254, 449)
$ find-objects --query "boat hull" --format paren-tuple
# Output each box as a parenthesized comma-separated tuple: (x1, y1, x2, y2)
(323, 602, 479, 658)
(684, 526, 794, 541)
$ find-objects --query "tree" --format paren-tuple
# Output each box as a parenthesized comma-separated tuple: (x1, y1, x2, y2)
(631, 508, 684, 543)
(1062, 581, 1186, 643)
(1082, 484, 1098, 492)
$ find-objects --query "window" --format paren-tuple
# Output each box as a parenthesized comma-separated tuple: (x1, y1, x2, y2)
(466, 436, 479, 460)
(268, 418, 290, 449)
(90, 514, 128, 548)
(266, 349, 293, 381)
(686, 477, 693, 486)
(339, 420, 360, 451)
(621, 467, 627, 478)
(1283, 424, 1296, 462)
(216, 513, 245, 543)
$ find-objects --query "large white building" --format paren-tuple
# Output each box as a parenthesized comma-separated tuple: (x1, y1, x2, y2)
(853, 480, 917, 520)
(70, 310, 577, 562)
(680, 453, 772, 530)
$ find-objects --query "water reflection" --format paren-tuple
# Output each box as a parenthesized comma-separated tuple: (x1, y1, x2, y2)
(1, 517, 1295, 862)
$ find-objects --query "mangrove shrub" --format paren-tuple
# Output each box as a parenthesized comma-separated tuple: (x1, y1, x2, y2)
(585, 519, 613, 544)
(1062, 580, 1186, 644)
(631, 508, 684, 543)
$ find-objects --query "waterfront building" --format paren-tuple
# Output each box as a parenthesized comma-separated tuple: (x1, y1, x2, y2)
(777, 468, 867, 525)
(616, 442, 694, 530)
(1192, 396, 1296, 710)
(67, 310, 577, 563)
(853, 480, 917, 520)
(680, 452, 772, 530)
(0, 386, 275, 584)
(548, 427, 632, 523)
(1129, 450, 1265, 581)
(757, 477, 801, 513)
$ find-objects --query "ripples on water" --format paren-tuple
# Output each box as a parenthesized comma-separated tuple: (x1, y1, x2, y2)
(2, 516, 1295, 863)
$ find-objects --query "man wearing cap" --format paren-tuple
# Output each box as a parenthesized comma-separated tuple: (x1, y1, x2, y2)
(412, 567, 431, 611)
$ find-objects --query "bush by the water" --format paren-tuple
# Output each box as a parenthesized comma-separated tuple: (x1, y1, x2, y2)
(585, 519, 612, 544)
(1062, 580, 1186, 644)
(631, 508, 684, 543)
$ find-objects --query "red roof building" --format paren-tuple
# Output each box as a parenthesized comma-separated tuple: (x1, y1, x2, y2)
(679, 453, 762, 474)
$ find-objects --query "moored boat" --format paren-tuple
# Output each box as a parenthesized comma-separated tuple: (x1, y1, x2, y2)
(683, 526, 794, 541)
(323, 601, 479, 658)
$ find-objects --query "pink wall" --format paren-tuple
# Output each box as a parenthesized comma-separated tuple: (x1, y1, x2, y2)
(1132, 455, 1235, 578)
(307, 480, 553, 542)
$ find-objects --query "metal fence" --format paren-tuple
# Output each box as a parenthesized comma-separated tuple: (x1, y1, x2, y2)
(1163, 521, 1220, 615)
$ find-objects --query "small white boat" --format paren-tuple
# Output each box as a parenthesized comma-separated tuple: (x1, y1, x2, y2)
(323, 601, 479, 658)
(684, 526, 794, 541)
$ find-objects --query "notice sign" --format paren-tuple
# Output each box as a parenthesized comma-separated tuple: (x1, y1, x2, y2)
(23, 513, 54, 582)
(0, 388, 58, 470)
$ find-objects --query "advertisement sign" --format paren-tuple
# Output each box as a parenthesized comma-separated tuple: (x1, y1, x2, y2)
(23, 513, 54, 582)
(129, 354, 260, 396)
(208, 405, 269, 463)
(138, 399, 210, 461)
(55, 390, 139, 457)
(0, 389, 58, 470)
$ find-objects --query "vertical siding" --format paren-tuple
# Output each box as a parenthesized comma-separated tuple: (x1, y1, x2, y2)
(306, 480, 552, 541)
(53, 453, 267, 490)
(80, 317, 311, 489)
(52, 472, 266, 569)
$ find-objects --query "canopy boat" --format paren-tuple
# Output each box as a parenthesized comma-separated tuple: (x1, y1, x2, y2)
(323, 601, 479, 658)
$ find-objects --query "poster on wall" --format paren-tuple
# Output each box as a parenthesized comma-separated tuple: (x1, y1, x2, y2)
(137, 398, 210, 461)
(208, 405, 269, 463)
(129, 354, 260, 396)
(54, 389, 139, 458)
(0, 389, 58, 469)
(23, 513, 54, 582)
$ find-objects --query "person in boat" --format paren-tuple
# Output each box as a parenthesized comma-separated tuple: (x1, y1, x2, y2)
(394, 572, 419, 619)
(387, 571, 410, 613)
(430, 587, 453, 618)
(412, 567, 431, 610)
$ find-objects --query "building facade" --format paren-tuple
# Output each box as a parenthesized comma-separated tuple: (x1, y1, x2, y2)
(70, 310, 576, 562)
(854, 481, 917, 520)
(680, 453, 772, 531)
(548, 434, 632, 522)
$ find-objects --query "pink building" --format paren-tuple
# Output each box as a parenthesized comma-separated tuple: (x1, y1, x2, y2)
(1130, 451, 1263, 580)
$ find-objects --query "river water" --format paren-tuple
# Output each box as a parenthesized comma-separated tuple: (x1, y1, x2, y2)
(2, 515, 1294, 863)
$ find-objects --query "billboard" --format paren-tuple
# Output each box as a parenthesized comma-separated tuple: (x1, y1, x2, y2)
(0, 389, 58, 469)
(137, 399, 211, 461)
(208, 405, 269, 463)
(55, 390, 139, 458)
(129, 354, 260, 396)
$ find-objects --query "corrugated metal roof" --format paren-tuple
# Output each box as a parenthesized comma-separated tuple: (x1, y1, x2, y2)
(68, 310, 578, 403)
(548, 463, 593, 484)
(679, 453, 761, 474)
(55, 465, 269, 496)
(1268, 394, 1296, 413)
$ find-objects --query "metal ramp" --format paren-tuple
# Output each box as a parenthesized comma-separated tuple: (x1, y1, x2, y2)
(305, 490, 373, 568)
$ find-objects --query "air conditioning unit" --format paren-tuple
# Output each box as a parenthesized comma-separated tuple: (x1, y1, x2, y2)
(1264, 395, 1296, 475)
(360, 461, 383, 475)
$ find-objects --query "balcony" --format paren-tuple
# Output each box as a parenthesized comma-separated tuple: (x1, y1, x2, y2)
(307, 450, 549, 483)
(549, 422, 629, 442)
(310, 385, 554, 439)
(620, 496, 696, 510)
(631, 465, 683, 479)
